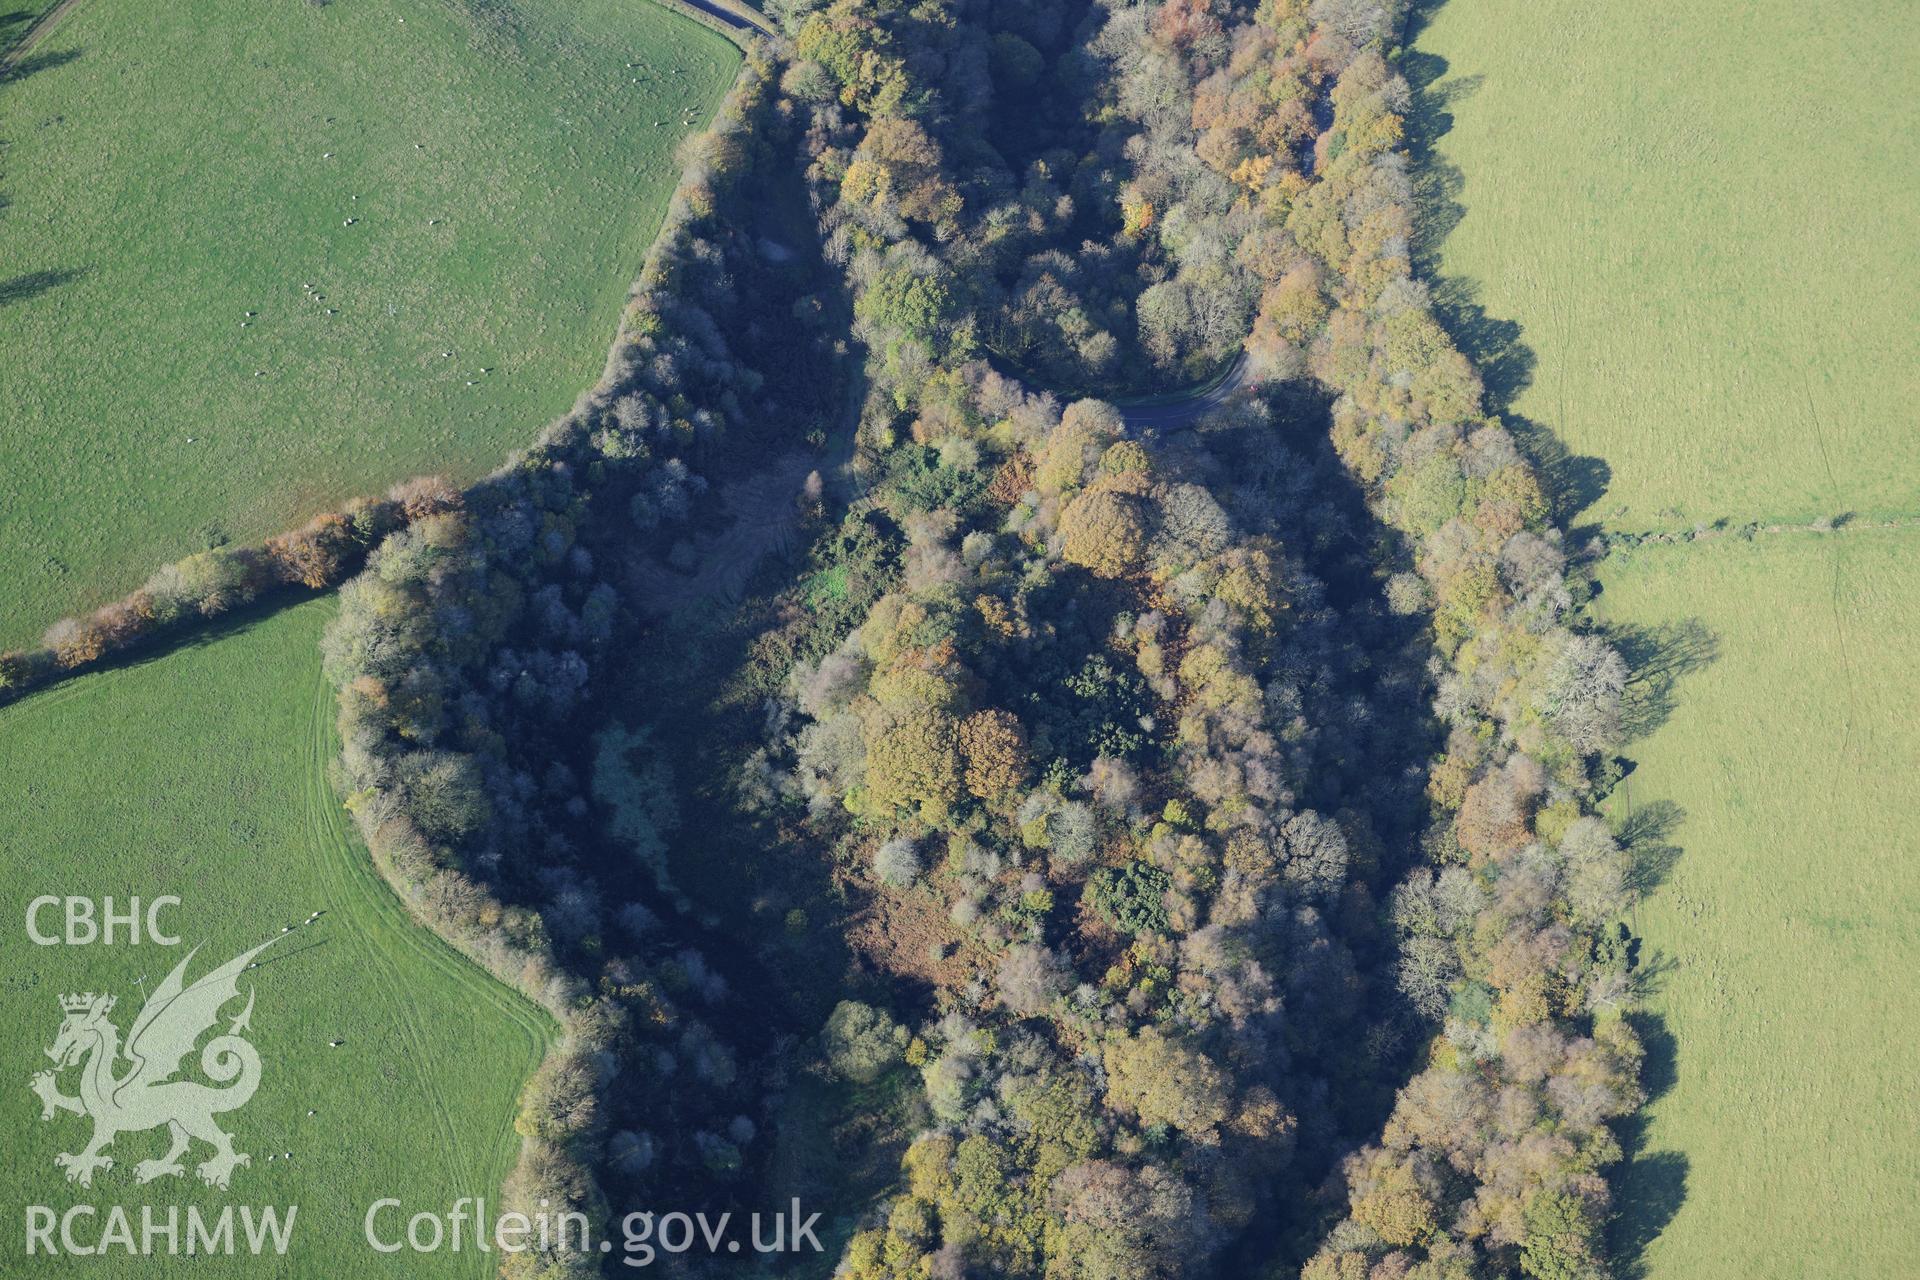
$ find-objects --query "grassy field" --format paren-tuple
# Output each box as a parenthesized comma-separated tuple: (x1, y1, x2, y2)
(0, 598, 551, 1276)
(0, 0, 737, 646)
(1596, 532, 1920, 1279)
(1410, 0, 1920, 531)
(1411, 2, 1920, 1275)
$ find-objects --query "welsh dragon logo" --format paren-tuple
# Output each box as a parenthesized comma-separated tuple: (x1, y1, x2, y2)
(29, 936, 278, 1190)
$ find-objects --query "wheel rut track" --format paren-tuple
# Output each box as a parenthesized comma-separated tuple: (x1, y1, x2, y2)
(302, 670, 551, 1250)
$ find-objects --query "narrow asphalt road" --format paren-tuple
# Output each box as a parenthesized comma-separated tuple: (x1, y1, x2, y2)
(1116, 351, 1252, 433)
(678, 0, 771, 36)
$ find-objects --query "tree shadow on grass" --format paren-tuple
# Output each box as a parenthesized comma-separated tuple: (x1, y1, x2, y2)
(1609, 1012, 1689, 1278)
(1597, 620, 1707, 1272)
(2, 589, 326, 716)
(1618, 797, 1686, 897)
(1401, 5, 1612, 538)
(1, 46, 82, 85)
(1511, 411, 1613, 542)
(1609, 617, 1720, 740)
(0, 266, 86, 308)
(1629, 948, 1681, 1005)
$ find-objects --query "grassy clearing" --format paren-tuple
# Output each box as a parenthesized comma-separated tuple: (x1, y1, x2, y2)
(1595, 530, 1920, 1279)
(0, 598, 550, 1276)
(1410, 0, 1920, 530)
(0, 0, 737, 646)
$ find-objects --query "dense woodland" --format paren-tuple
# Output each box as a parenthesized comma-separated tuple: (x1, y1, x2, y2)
(758, 2, 1641, 1277)
(7, 2, 1647, 1278)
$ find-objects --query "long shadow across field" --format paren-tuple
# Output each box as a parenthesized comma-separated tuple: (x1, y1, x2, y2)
(0, 265, 85, 307)
(1618, 797, 1687, 900)
(1401, 2, 1611, 543)
(1601, 617, 1718, 1278)
(1402, 8, 1726, 1276)
(5, 588, 323, 707)
(0, 44, 80, 83)
(1609, 1012, 1689, 1279)
(1596, 606, 1719, 1280)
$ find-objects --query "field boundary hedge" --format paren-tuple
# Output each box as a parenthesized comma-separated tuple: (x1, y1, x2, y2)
(0, 480, 455, 709)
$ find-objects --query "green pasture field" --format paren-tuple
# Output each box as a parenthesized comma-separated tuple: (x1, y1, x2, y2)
(0, 0, 737, 646)
(1596, 531, 1920, 1278)
(1412, 4, 1920, 1274)
(1410, 0, 1920, 531)
(0, 598, 551, 1276)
